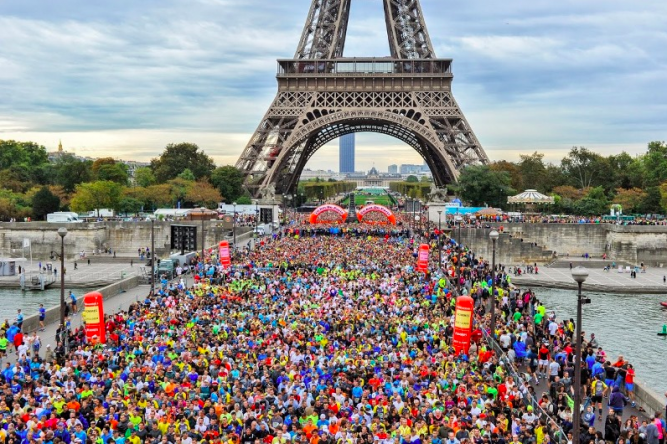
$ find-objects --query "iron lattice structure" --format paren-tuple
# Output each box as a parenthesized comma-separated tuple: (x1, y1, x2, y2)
(236, 0, 489, 198)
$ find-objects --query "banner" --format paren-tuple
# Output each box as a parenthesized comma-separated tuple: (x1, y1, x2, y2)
(219, 241, 231, 268)
(452, 295, 474, 354)
(416, 244, 429, 272)
(82, 292, 105, 344)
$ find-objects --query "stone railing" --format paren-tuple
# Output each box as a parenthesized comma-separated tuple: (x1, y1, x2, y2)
(19, 275, 140, 334)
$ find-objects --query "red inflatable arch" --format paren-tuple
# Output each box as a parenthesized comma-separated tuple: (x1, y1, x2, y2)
(309, 204, 348, 224)
(357, 204, 397, 225)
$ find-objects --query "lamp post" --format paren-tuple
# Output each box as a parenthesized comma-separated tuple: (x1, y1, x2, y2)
(571, 267, 590, 444)
(437, 210, 442, 268)
(150, 219, 155, 296)
(58, 227, 67, 328)
(200, 208, 206, 262)
(489, 230, 499, 337)
(254, 202, 259, 250)
(232, 202, 237, 251)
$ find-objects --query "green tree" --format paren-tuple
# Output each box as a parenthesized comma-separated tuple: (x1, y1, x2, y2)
(210, 165, 245, 203)
(117, 197, 143, 215)
(236, 195, 252, 204)
(0, 140, 49, 185)
(70, 181, 123, 215)
(573, 186, 609, 216)
(561, 147, 611, 190)
(32, 186, 61, 220)
(177, 168, 196, 181)
(458, 165, 514, 208)
(641, 141, 667, 187)
(406, 175, 419, 183)
(518, 152, 547, 192)
(150, 143, 216, 183)
(134, 167, 157, 187)
(53, 154, 93, 193)
(96, 163, 128, 185)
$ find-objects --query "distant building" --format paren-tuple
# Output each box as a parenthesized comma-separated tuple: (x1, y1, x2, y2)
(388, 164, 398, 174)
(399, 164, 423, 174)
(345, 167, 401, 188)
(300, 169, 344, 181)
(339, 134, 355, 173)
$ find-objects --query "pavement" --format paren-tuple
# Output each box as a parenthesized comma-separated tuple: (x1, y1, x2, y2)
(513, 264, 667, 294)
(0, 260, 140, 288)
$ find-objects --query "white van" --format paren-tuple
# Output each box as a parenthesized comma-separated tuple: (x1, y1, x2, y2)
(46, 212, 83, 223)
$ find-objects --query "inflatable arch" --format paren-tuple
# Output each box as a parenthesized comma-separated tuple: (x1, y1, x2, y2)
(309, 204, 348, 224)
(357, 204, 397, 225)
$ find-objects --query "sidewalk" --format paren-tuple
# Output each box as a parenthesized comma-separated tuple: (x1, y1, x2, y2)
(29, 284, 150, 351)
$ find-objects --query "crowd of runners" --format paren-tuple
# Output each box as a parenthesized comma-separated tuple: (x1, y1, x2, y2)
(1, 217, 664, 444)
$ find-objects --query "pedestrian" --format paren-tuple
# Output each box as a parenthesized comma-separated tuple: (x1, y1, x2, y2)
(38, 304, 46, 331)
(74, 261, 78, 270)
(69, 291, 78, 314)
(15, 309, 23, 331)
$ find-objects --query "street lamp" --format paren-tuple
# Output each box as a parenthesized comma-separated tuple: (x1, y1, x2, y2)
(489, 230, 499, 337)
(437, 210, 442, 268)
(57, 227, 67, 328)
(571, 266, 590, 444)
(232, 202, 237, 251)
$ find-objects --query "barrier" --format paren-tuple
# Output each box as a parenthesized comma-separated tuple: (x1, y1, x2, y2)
(19, 275, 139, 333)
(634, 380, 666, 417)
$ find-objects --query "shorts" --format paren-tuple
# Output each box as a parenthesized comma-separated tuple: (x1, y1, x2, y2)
(591, 395, 602, 403)
(39, 316, 45, 321)
(625, 383, 634, 392)
(549, 375, 557, 382)
(538, 359, 549, 366)
(605, 379, 614, 387)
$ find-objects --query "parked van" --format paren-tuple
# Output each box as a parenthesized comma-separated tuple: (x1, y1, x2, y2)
(46, 212, 83, 223)
(157, 259, 175, 279)
(169, 252, 197, 268)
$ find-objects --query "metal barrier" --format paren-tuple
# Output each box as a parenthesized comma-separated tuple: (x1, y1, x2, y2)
(482, 330, 568, 443)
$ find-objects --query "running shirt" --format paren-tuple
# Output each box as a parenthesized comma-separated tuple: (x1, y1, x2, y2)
(538, 346, 550, 361)
(625, 368, 634, 384)
(591, 380, 607, 396)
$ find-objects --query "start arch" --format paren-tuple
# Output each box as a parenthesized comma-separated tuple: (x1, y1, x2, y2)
(357, 204, 396, 225)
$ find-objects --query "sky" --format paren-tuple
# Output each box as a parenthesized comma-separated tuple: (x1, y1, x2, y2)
(0, 0, 666, 173)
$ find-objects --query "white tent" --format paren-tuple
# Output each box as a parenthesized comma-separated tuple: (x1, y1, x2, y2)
(507, 189, 555, 204)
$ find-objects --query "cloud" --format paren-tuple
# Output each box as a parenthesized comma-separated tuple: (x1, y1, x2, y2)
(0, 0, 665, 173)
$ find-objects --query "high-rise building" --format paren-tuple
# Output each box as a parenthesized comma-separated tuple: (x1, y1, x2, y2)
(388, 164, 398, 174)
(339, 134, 355, 173)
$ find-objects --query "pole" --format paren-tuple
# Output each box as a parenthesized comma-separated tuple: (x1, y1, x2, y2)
(437, 210, 442, 269)
(490, 236, 497, 337)
(233, 203, 237, 251)
(201, 209, 205, 263)
(60, 235, 65, 327)
(573, 281, 584, 444)
(151, 219, 155, 296)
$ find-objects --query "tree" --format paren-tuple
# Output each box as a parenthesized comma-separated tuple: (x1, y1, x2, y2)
(53, 154, 93, 193)
(491, 161, 522, 191)
(134, 167, 157, 188)
(178, 168, 196, 181)
(458, 165, 514, 208)
(91, 157, 116, 175)
(612, 188, 647, 214)
(641, 141, 667, 187)
(406, 175, 419, 183)
(518, 152, 547, 192)
(561, 147, 611, 190)
(117, 197, 143, 215)
(0, 140, 49, 186)
(210, 165, 245, 203)
(236, 195, 252, 204)
(96, 163, 128, 185)
(185, 180, 223, 208)
(32, 187, 61, 220)
(573, 186, 609, 216)
(70, 181, 123, 215)
(150, 143, 216, 183)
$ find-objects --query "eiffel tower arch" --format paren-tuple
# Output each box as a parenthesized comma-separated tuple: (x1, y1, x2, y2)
(236, 0, 489, 199)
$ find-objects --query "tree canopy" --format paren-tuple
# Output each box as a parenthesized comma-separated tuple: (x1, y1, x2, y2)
(150, 143, 215, 183)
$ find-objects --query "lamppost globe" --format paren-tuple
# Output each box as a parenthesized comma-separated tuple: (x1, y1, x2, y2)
(489, 230, 499, 241)
(571, 267, 589, 284)
(58, 227, 67, 238)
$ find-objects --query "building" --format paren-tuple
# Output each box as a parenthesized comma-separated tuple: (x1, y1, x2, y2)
(388, 164, 398, 174)
(345, 167, 402, 188)
(299, 169, 344, 181)
(399, 164, 423, 174)
(339, 134, 355, 173)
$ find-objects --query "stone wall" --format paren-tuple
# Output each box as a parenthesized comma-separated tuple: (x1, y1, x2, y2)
(634, 380, 666, 418)
(0, 221, 246, 260)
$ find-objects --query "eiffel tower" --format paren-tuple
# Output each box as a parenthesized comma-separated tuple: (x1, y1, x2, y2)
(236, 0, 489, 199)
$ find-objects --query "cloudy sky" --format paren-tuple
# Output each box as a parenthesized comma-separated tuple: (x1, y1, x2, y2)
(0, 0, 666, 172)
